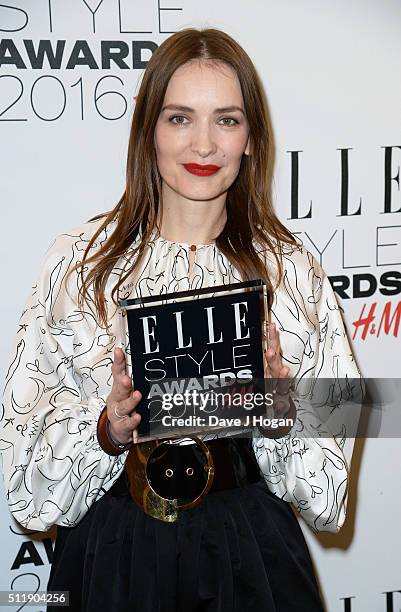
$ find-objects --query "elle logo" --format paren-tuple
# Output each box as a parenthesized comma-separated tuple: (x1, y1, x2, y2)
(140, 302, 250, 355)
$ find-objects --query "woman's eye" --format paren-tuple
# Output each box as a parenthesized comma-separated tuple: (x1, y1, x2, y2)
(169, 115, 188, 124)
(219, 117, 239, 127)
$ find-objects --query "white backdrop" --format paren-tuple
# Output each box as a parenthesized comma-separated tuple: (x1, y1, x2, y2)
(1, 1, 401, 610)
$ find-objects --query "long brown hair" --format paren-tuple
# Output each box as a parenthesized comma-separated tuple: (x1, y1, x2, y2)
(66, 27, 296, 328)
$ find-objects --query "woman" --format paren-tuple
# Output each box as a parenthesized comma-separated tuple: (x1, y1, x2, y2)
(1, 28, 361, 611)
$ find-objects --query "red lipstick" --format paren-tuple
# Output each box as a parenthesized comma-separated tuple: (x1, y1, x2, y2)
(183, 163, 221, 176)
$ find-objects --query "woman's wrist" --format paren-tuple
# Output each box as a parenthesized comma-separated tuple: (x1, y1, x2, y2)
(106, 418, 133, 449)
(96, 405, 133, 456)
(257, 393, 297, 439)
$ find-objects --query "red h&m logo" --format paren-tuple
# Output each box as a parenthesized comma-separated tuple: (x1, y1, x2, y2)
(352, 301, 401, 340)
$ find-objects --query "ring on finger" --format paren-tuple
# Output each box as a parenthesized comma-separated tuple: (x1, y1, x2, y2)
(114, 405, 126, 419)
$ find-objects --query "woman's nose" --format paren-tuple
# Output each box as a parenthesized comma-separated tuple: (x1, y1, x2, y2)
(190, 124, 217, 157)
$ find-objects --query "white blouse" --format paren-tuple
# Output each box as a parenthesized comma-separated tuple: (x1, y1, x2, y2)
(1, 218, 362, 533)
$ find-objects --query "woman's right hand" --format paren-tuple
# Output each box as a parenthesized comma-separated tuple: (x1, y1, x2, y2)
(106, 347, 142, 444)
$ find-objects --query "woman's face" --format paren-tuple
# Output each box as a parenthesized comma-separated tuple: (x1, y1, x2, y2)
(154, 60, 250, 203)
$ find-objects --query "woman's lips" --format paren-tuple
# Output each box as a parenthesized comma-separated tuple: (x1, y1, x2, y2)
(183, 163, 221, 176)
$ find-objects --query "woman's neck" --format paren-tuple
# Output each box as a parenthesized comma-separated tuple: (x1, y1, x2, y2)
(157, 184, 227, 245)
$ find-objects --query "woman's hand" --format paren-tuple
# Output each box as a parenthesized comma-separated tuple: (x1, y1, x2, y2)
(265, 322, 292, 414)
(106, 347, 142, 445)
(260, 322, 296, 437)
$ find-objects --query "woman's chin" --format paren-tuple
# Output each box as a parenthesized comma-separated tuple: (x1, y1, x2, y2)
(171, 186, 225, 203)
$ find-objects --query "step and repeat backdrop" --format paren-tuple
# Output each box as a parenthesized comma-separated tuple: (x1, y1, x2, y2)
(1, 1, 400, 610)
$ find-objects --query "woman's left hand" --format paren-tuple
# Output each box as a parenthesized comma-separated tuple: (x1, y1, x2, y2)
(260, 322, 296, 437)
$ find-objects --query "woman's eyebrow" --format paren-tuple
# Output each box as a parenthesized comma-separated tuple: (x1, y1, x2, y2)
(161, 104, 245, 115)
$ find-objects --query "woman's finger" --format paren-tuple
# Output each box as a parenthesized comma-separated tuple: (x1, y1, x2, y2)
(111, 347, 126, 376)
(268, 322, 280, 353)
(108, 390, 142, 421)
(265, 348, 281, 374)
(111, 348, 132, 400)
(107, 391, 143, 444)
(109, 411, 142, 446)
(119, 410, 141, 432)
(119, 390, 142, 415)
(264, 346, 283, 378)
(265, 323, 284, 377)
(275, 365, 291, 395)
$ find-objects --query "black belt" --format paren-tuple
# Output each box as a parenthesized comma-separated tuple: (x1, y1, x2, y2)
(108, 436, 261, 501)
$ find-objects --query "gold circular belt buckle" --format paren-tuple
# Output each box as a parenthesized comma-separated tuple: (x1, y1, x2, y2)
(124, 437, 215, 522)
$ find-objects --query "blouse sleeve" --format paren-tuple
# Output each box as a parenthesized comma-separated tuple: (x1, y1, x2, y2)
(0, 234, 127, 532)
(252, 249, 363, 533)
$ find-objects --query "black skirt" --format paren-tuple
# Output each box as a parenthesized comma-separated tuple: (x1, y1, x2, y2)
(46, 472, 325, 612)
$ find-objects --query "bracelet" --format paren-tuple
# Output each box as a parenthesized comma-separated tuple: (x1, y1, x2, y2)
(96, 405, 133, 456)
(106, 419, 133, 450)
